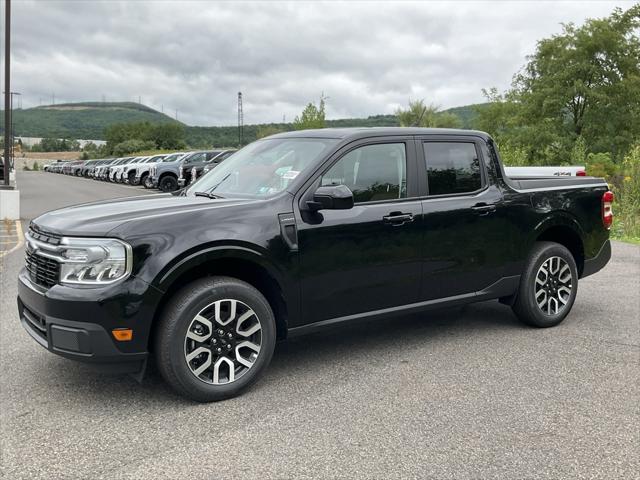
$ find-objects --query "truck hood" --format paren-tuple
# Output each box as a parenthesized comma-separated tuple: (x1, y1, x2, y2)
(32, 194, 254, 237)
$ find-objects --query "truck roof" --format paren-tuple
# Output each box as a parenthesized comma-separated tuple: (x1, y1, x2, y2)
(269, 127, 491, 140)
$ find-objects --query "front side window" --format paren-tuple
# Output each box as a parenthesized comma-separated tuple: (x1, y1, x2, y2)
(424, 142, 482, 196)
(184, 152, 206, 164)
(321, 143, 407, 203)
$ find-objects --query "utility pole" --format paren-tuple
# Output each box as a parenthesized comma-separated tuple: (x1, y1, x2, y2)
(3, 0, 11, 186)
(237, 92, 244, 146)
(52, 92, 55, 105)
(175, 109, 178, 121)
(6, 92, 20, 160)
(138, 95, 141, 104)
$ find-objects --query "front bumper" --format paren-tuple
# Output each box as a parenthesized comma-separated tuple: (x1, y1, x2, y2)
(17, 269, 156, 374)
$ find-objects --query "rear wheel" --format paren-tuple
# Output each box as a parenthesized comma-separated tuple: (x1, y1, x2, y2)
(155, 277, 276, 402)
(512, 241, 578, 328)
(159, 175, 178, 192)
(128, 171, 137, 185)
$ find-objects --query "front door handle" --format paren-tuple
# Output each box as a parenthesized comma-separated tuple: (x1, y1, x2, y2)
(472, 203, 496, 216)
(383, 212, 414, 226)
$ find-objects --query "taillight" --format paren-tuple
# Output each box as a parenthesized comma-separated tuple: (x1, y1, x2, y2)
(602, 191, 614, 230)
(576, 169, 586, 176)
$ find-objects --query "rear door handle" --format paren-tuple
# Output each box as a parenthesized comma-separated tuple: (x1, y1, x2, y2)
(472, 203, 496, 216)
(383, 212, 414, 226)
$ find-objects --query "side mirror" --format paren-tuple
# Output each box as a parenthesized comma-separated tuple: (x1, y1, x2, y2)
(306, 185, 354, 211)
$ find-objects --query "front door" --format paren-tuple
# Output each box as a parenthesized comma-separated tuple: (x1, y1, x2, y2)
(296, 139, 423, 325)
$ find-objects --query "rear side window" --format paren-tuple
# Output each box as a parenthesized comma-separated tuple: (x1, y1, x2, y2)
(321, 143, 407, 203)
(424, 142, 482, 195)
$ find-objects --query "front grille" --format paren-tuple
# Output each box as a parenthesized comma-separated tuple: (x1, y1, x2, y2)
(28, 225, 62, 246)
(25, 250, 60, 289)
(22, 304, 47, 340)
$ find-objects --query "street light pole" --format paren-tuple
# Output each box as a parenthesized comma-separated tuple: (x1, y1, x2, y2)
(3, 0, 11, 187)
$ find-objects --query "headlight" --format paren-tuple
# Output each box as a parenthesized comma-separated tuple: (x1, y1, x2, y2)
(26, 234, 132, 286)
(59, 237, 131, 285)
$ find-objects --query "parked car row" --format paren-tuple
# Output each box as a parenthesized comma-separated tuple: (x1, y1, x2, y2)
(44, 149, 237, 192)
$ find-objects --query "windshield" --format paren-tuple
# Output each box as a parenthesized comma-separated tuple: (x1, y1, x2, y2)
(186, 138, 337, 198)
(162, 153, 185, 163)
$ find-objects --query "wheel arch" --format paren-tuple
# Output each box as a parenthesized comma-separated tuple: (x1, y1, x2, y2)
(533, 214, 585, 276)
(149, 247, 290, 350)
(159, 171, 178, 180)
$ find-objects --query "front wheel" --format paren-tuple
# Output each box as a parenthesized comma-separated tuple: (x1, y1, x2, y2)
(512, 241, 578, 328)
(154, 277, 276, 402)
(159, 175, 178, 192)
(142, 173, 153, 188)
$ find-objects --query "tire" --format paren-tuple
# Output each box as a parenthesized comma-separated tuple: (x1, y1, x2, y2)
(512, 241, 578, 328)
(154, 276, 276, 402)
(142, 173, 152, 188)
(128, 172, 137, 185)
(159, 175, 178, 192)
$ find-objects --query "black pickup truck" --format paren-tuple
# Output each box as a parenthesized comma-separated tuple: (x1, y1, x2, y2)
(17, 128, 612, 402)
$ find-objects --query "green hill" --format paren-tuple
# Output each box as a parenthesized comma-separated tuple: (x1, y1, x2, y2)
(2, 100, 487, 148)
(2, 102, 183, 139)
(442, 103, 487, 129)
(185, 114, 403, 147)
(184, 107, 485, 148)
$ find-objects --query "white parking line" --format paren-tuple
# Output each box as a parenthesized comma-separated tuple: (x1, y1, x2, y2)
(0, 221, 24, 258)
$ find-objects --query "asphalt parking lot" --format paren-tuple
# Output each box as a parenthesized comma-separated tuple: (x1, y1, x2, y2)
(1, 170, 638, 479)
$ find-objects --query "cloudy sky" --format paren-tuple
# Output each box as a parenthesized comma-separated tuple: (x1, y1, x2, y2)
(3, 0, 631, 126)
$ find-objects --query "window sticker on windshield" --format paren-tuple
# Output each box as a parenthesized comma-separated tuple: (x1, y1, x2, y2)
(282, 170, 300, 180)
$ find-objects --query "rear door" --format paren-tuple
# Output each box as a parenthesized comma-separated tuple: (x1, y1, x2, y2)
(416, 136, 505, 299)
(296, 137, 423, 324)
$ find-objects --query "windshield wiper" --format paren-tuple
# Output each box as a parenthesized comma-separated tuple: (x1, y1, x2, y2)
(194, 191, 225, 199)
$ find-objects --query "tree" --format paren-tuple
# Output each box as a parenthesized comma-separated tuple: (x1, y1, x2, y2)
(256, 125, 285, 139)
(395, 100, 462, 128)
(473, 89, 523, 144)
(112, 139, 156, 156)
(512, 5, 640, 161)
(570, 136, 588, 165)
(293, 95, 326, 130)
(105, 121, 186, 154)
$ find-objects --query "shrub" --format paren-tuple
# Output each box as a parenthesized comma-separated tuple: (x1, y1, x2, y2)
(32, 161, 40, 171)
(585, 152, 617, 178)
(497, 142, 529, 166)
(611, 144, 640, 242)
(113, 139, 156, 156)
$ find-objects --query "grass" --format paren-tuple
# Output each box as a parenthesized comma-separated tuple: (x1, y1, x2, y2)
(611, 234, 640, 245)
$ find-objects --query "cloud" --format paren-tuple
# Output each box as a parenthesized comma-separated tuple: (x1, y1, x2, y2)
(6, 0, 625, 125)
